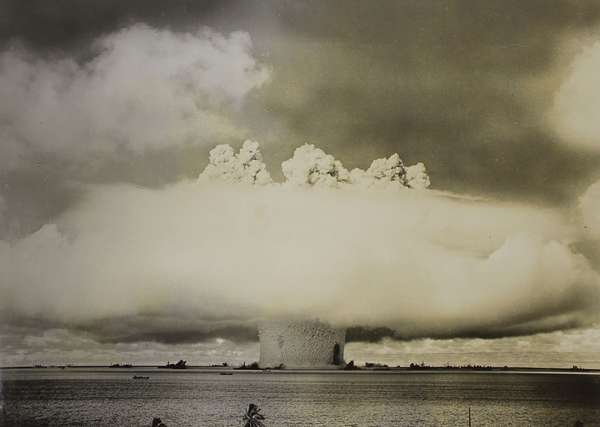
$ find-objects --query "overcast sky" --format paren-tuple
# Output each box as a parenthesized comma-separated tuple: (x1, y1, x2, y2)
(1, 0, 600, 367)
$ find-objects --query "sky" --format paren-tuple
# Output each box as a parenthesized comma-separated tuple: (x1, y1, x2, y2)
(1, 0, 600, 368)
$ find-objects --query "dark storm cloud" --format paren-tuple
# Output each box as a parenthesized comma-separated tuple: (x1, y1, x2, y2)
(77, 316, 259, 345)
(253, 0, 600, 202)
(346, 319, 586, 343)
(0, 312, 259, 345)
(0, 0, 229, 50)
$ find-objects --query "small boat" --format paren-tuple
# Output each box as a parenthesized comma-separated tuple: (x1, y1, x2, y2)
(133, 375, 150, 379)
(219, 372, 233, 375)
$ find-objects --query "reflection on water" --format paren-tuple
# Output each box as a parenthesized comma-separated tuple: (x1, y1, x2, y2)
(2, 369, 600, 426)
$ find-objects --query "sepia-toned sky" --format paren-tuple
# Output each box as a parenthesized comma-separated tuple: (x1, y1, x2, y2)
(1, 0, 600, 367)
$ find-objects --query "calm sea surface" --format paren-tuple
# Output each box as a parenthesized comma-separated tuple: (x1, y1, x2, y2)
(1, 368, 600, 426)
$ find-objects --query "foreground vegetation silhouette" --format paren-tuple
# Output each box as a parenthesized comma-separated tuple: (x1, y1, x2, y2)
(243, 404, 265, 427)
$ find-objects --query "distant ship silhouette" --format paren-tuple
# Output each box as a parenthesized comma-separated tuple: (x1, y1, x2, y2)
(159, 360, 187, 369)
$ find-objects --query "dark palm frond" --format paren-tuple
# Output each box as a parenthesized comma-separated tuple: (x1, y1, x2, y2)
(242, 403, 266, 427)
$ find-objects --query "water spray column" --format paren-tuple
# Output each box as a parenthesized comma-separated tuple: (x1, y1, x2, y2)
(258, 319, 346, 368)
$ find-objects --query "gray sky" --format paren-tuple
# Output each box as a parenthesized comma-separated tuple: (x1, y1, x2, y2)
(1, 0, 600, 367)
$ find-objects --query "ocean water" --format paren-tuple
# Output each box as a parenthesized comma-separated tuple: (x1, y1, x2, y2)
(1, 368, 600, 426)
